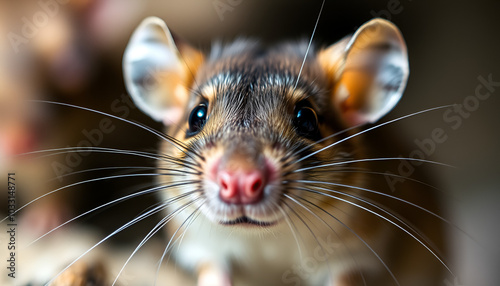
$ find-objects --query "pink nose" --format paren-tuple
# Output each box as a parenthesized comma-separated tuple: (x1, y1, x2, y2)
(218, 169, 266, 204)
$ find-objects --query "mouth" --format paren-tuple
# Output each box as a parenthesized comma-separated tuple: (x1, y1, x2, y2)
(220, 216, 276, 227)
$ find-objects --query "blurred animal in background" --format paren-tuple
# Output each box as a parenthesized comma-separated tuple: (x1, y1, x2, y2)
(0, 2, 62, 236)
(0, 0, 141, 237)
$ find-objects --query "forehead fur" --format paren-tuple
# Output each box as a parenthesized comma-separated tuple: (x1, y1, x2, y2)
(192, 39, 330, 119)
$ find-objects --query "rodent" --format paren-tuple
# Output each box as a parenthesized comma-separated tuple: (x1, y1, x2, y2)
(119, 16, 448, 286)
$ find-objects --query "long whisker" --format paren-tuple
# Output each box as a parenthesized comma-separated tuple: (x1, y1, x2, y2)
(294, 105, 455, 164)
(112, 195, 201, 286)
(23, 146, 164, 162)
(281, 199, 334, 281)
(272, 201, 303, 261)
(28, 182, 200, 246)
(44, 166, 197, 183)
(44, 197, 174, 286)
(297, 179, 482, 247)
(294, 157, 454, 173)
(45, 166, 157, 182)
(331, 169, 443, 192)
(293, 0, 326, 91)
(176, 208, 202, 255)
(1, 173, 187, 223)
(28, 100, 203, 161)
(154, 200, 204, 285)
(294, 186, 455, 277)
(286, 193, 385, 286)
(286, 123, 362, 162)
(139, 146, 203, 169)
(298, 180, 448, 221)
(294, 184, 439, 256)
(164, 206, 204, 279)
(21, 146, 200, 171)
(284, 194, 369, 286)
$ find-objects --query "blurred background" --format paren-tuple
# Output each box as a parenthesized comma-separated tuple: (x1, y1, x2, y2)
(0, 0, 499, 285)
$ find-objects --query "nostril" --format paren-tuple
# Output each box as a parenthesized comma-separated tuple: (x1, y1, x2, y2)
(243, 171, 265, 203)
(221, 180, 228, 191)
(217, 166, 270, 205)
(219, 172, 237, 202)
(251, 179, 262, 193)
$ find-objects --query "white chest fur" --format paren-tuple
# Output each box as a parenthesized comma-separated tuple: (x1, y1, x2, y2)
(169, 214, 363, 286)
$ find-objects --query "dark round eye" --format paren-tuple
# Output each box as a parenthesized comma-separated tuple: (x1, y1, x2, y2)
(188, 104, 208, 135)
(294, 107, 319, 139)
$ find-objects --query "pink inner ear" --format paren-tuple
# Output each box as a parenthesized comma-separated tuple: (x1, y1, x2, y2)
(162, 107, 184, 126)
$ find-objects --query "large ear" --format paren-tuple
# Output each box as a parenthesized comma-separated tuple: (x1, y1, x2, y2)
(318, 18, 409, 126)
(123, 17, 204, 125)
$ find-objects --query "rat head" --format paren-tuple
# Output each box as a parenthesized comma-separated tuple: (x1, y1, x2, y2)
(123, 17, 408, 229)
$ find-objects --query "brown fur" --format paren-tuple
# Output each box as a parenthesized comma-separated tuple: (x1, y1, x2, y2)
(154, 40, 446, 285)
